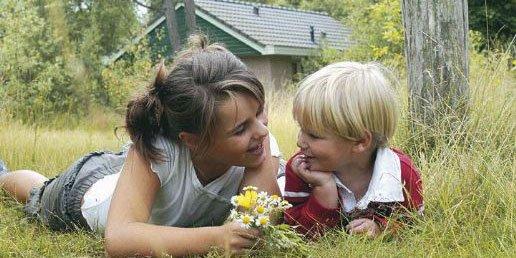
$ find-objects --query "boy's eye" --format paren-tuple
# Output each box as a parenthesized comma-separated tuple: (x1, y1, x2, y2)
(308, 133, 321, 139)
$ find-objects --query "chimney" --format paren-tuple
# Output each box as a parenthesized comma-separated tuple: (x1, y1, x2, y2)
(253, 6, 259, 15)
(310, 26, 315, 43)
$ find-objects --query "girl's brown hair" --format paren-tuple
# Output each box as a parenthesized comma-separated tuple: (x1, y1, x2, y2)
(125, 34, 265, 162)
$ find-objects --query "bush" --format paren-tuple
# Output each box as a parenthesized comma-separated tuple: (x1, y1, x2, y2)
(0, 0, 89, 122)
(100, 42, 154, 113)
(299, 0, 404, 78)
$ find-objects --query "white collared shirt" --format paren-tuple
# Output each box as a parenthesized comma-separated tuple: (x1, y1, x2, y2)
(333, 148, 405, 212)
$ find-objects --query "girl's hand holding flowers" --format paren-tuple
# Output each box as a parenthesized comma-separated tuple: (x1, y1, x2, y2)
(218, 221, 261, 255)
(226, 186, 308, 255)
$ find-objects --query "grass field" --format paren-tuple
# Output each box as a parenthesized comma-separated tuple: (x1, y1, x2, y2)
(0, 57, 514, 257)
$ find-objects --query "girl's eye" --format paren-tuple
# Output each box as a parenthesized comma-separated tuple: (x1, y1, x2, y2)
(234, 125, 246, 135)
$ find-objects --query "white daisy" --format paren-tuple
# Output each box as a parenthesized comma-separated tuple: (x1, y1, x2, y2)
(237, 214, 255, 228)
(230, 196, 238, 207)
(228, 209, 239, 220)
(255, 215, 270, 227)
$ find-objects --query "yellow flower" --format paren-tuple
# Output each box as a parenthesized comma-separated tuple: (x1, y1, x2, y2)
(255, 205, 266, 214)
(236, 190, 258, 210)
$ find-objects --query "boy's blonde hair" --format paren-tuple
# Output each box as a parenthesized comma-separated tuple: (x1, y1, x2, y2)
(293, 61, 398, 148)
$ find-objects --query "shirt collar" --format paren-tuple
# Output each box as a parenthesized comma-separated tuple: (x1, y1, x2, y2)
(333, 148, 405, 210)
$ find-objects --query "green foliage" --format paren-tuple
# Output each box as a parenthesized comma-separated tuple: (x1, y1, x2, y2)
(0, 0, 89, 122)
(343, 0, 404, 67)
(100, 42, 154, 112)
(468, 0, 516, 51)
(146, 0, 166, 22)
(297, 0, 350, 20)
(298, 46, 345, 77)
(63, 0, 140, 105)
(294, 0, 404, 78)
(65, 0, 139, 56)
(0, 0, 142, 123)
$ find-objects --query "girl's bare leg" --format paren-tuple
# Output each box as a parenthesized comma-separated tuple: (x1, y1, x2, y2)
(0, 170, 48, 203)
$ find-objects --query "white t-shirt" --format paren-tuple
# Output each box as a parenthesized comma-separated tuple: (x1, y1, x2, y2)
(81, 133, 282, 232)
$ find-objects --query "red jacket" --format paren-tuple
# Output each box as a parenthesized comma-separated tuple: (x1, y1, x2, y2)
(283, 148, 423, 237)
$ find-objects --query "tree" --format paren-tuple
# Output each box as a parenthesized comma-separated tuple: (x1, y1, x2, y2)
(0, 0, 88, 121)
(0, 0, 141, 119)
(143, 0, 165, 22)
(64, 0, 140, 105)
(402, 0, 469, 138)
(184, 0, 197, 35)
(163, 0, 181, 54)
(136, 0, 197, 54)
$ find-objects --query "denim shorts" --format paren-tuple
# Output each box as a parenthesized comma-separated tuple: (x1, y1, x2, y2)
(24, 150, 127, 231)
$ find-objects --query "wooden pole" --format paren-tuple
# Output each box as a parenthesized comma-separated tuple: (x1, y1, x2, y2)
(402, 0, 469, 130)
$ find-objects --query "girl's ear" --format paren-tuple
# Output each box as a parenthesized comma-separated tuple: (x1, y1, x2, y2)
(352, 130, 373, 153)
(178, 132, 200, 150)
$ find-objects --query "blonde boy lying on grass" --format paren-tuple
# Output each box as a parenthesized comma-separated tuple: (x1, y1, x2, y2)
(280, 62, 424, 238)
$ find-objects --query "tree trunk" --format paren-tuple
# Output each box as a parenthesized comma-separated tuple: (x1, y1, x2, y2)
(163, 0, 181, 55)
(402, 0, 469, 131)
(184, 0, 197, 35)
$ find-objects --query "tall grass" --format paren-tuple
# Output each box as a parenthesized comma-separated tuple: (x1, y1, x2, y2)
(0, 53, 514, 256)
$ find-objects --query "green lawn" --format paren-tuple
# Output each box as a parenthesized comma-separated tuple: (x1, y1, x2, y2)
(1, 62, 514, 256)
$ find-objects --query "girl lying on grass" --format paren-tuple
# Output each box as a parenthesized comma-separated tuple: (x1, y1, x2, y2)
(281, 62, 424, 238)
(0, 35, 282, 256)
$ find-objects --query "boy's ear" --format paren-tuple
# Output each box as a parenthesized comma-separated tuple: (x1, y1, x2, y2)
(352, 130, 373, 153)
(178, 132, 200, 150)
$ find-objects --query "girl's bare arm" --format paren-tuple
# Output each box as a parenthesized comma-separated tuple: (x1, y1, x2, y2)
(104, 148, 257, 257)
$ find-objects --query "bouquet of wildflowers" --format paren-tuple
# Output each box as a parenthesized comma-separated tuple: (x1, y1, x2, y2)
(228, 186, 309, 255)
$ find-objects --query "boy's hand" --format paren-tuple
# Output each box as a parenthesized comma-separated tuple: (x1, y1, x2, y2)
(291, 155, 334, 187)
(346, 218, 380, 238)
(291, 155, 338, 209)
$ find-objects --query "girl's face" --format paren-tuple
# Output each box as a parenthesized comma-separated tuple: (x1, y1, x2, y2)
(203, 93, 269, 170)
(296, 127, 354, 172)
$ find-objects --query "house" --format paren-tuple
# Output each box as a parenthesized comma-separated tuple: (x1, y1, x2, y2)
(108, 0, 351, 90)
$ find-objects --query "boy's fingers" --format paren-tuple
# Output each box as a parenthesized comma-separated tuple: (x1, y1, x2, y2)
(296, 163, 311, 181)
(291, 157, 302, 171)
(349, 223, 369, 234)
(346, 218, 366, 230)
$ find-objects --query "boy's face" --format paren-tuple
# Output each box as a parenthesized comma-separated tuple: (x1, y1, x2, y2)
(296, 127, 354, 172)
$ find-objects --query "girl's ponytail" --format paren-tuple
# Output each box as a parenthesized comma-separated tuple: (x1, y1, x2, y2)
(125, 63, 168, 162)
